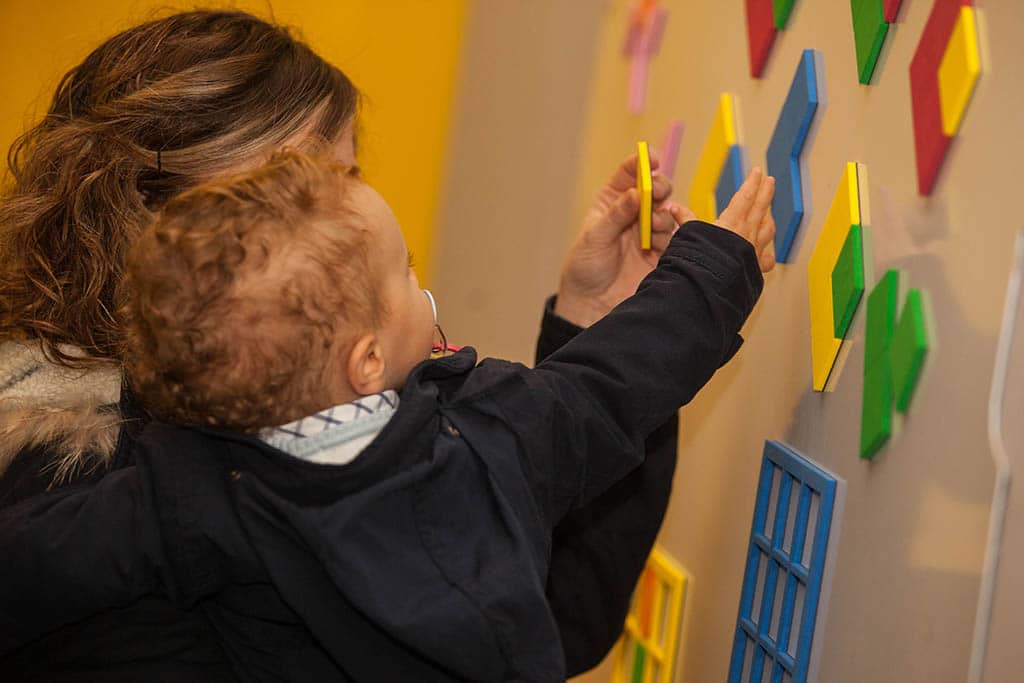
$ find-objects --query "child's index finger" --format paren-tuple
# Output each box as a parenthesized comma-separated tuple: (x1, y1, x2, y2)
(748, 174, 775, 224)
(726, 167, 764, 217)
(637, 141, 653, 250)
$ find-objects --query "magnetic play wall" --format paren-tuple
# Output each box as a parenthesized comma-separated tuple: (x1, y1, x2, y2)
(567, 2, 1024, 682)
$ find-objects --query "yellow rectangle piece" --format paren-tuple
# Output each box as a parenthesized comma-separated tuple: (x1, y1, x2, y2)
(638, 141, 653, 250)
(808, 163, 865, 391)
(688, 93, 738, 221)
(938, 6, 981, 137)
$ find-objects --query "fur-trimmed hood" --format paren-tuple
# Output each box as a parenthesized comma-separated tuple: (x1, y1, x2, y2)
(0, 342, 122, 483)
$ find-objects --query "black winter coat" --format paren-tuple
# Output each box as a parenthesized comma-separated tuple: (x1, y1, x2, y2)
(0, 221, 762, 681)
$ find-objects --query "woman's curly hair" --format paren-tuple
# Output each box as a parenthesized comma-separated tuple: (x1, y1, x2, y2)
(123, 150, 384, 431)
(0, 10, 359, 367)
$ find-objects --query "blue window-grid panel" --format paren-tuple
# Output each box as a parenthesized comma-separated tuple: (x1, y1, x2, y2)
(728, 441, 837, 683)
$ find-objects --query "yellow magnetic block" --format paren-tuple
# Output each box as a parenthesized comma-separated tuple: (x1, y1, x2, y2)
(937, 6, 980, 137)
(638, 141, 653, 250)
(688, 93, 738, 222)
(808, 163, 867, 392)
(611, 546, 688, 683)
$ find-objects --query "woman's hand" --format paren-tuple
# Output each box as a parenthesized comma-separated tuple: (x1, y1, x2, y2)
(555, 153, 693, 328)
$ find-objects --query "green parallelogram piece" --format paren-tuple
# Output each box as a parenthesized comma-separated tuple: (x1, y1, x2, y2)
(832, 224, 865, 338)
(850, 0, 889, 84)
(865, 270, 898, 366)
(631, 643, 646, 683)
(891, 289, 929, 412)
(773, 0, 797, 30)
(860, 354, 892, 459)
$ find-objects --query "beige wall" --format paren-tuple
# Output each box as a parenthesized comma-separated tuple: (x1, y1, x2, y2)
(432, 1, 604, 364)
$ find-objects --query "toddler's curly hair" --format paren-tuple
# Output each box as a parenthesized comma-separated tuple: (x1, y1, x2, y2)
(123, 150, 384, 430)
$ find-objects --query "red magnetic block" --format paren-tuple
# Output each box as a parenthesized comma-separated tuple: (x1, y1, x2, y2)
(746, 0, 777, 78)
(883, 0, 903, 22)
(909, 0, 972, 196)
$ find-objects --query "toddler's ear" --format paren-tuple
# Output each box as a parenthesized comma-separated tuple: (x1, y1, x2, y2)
(347, 333, 387, 396)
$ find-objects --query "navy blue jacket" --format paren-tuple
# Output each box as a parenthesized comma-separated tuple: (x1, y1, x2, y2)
(0, 221, 762, 681)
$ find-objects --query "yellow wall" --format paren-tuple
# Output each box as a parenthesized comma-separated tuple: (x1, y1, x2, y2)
(0, 0, 467, 284)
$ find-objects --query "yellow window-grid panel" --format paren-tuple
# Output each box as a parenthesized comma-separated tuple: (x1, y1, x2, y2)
(611, 547, 688, 683)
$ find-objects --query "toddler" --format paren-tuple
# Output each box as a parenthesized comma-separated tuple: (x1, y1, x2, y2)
(18, 149, 774, 681)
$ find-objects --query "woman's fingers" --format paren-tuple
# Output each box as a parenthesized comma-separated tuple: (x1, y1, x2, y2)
(652, 172, 672, 202)
(609, 150, 662, 192)
(652, 206, 676, 235)
(650, 226, 673, 254)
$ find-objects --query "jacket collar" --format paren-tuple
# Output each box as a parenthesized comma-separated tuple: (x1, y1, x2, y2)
(171, 348, 480, 501)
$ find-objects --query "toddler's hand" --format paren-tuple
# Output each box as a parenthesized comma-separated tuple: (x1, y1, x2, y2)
(711, 168, 777, 273)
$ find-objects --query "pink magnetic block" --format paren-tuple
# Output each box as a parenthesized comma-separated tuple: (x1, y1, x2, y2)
(623, 20, 643, 56)
(628, 54, 650, 114)
(746, 0, 777, 78)
(624, 2, 667, 113)
(883, 0, 903, 22)
(909, 0, 971, 195)
(657, 119, 685, 179)
(646, 8, 670, 56)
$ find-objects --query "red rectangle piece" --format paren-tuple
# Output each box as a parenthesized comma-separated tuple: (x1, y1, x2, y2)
(746, 0, 777, 78)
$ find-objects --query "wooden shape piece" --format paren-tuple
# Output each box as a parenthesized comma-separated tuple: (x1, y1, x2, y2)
(746, 0, 778, 78)
(831, 224, 865, 338)
(657, 119, 685, 180)
(730, 442, 840, 681)
(689, 94, 739, 222)
(864, 269, 899, 366)
(937, 6, 980, 136)
(909, 0, 973, 195)
(860, 356, 893, 459)
(767, 49, 820, 263)
(807, 163, 865, 391)
(883, 0, 903, 22)
(637, 140, 653, 250)
(890, 288, 929, 412)
(851, 0, 890, 84)
(773, 0, 797, 30)
(715, 145, 746, 219)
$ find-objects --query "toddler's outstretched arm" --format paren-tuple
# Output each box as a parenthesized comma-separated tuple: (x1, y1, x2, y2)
(483, 169, 773, 530)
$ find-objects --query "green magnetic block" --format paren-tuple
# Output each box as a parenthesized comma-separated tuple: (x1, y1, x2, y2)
(773, 0, 797, 29)
(865, 270, 898, 366)
(851, 0, 888, 84)
(631, 643, 646, 683)
(831, 225, 865, 338)
(860, 355, 892, 459)
(891, 289, 929, 412)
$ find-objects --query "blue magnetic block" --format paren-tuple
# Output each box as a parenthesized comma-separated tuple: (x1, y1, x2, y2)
(729, 441, 838, 683)
(715, 145, 746, 218)
(767, 49, 821, 263)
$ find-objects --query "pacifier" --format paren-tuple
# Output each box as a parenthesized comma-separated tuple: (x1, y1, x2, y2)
(424, 289, 461, 357)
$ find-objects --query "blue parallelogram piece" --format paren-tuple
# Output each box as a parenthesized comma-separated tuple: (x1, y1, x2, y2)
(767, 49, 820, 263)
(715, 145, 746, 218)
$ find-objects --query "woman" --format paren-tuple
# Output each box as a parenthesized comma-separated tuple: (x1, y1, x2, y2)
(0, 10, 682, 679)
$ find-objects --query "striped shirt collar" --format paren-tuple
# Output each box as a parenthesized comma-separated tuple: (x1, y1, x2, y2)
(259, 391, 399, 465)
